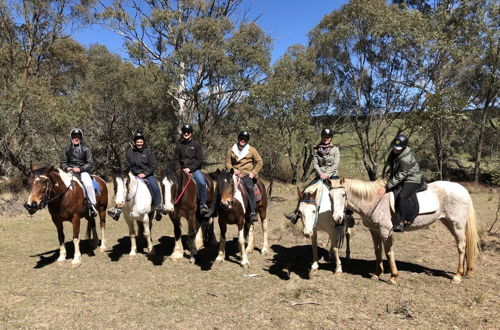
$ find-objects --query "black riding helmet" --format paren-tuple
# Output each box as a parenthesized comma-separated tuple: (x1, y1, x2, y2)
(238, 130, 251, 141)
(69, 128, 83, 140)
(133, 132, 146, 142)
(391, 134, 408, 151)
(321, 128, 333, 137)
(181, 124, 193, 134)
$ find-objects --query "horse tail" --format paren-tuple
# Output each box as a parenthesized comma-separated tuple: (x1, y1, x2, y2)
(465, 201, 480, 275)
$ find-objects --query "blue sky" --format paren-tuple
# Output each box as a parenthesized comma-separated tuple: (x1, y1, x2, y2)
(72, 0, 349, 63)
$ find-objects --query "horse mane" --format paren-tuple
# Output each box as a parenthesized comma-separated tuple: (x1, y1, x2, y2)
(304, 181, 323, 194)
(332, 178, 386, 201)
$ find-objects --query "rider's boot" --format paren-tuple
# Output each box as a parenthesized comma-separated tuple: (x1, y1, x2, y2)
(107, 207, 122, 221)
(393, 217, 405, 232)
(284, 211, 300, 225)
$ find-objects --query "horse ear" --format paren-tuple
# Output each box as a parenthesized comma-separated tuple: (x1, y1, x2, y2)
(48, 165, 55, 173)
(229, 168, 234, 175)
(311, 189, 317, 199)
(340, 177, 345, 185)
(296, 186, 303, 199)
(31, 165, 38, 172)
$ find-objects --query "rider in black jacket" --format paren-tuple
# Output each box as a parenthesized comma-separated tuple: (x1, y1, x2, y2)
(124, 133, 163, 220)
(61, 128, 97, 217)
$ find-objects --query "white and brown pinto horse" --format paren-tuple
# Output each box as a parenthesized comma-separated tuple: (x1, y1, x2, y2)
(162, 168, 215, 263)
(329, 178, 480, 284)
(213, 169, 269, 268)
(296, 180, 351, 275)
(112, 169, 156, 256)
(25, 166, 108, 266)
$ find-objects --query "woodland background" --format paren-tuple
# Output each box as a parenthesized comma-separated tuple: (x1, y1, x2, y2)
(0, 0, 498, 189)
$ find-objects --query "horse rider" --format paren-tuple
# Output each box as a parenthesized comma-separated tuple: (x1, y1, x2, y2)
(61, 128, 97, 218)
(285, 128, 346, 224)
(378, 133, 423, 232)
(123, 132, 163, 220)
(173, 124, 209, 216)
(219, 130, 263, 222)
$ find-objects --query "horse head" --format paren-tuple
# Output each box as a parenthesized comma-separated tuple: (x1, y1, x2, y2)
(297, 187, 318, 238)
(112, 167, 131, 208)
(216, 168, 237, 209)
(329, 186, 347, 224)
(162, 167, 180, 213)
(24, 166, 56, 214)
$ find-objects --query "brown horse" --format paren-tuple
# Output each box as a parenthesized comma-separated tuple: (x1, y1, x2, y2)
(213, 169, 269, 268)
(162, 168, 215, 263)
(24, 166, 108, 266)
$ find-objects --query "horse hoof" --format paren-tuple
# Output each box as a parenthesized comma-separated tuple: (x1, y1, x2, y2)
(129, 252, 136, 257)
(215, 256, 224, 263)
(246, 248, 254, 255)
(388, 277, 397, 285)
(71, 260, 81, 268)
(241, 262, 250, 269)
(371, 274, 380, 281)
(99, 245, 107, 252)
(261, 249, 268, 256)
(189, 257, 196, 264)
(451, 276, 462, 284)
(334, 269, 343, 275)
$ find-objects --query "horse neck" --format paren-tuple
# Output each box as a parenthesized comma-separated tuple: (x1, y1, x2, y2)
(48, 171, 70, 198)
(126, 173, 141, 201)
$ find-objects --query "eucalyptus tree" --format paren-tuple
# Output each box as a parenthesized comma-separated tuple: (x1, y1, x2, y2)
(0, 0, 90, 175)
(309, 0, 427, 180)
(96, 0, 271, 146)
(250, 45, 318, 183)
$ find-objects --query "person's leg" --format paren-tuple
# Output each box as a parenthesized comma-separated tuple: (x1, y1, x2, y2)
(242, 176, 257, 221)
(192, 170, 208, 214)
(394, 182, 419, 232)
(81, 172, 97, 217)
(145, 176, 163, 221)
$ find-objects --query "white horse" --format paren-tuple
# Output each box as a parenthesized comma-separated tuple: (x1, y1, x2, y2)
(297, 181, 351, 275)
(329, 178, 480, 284)
(113, 170, 155, 256)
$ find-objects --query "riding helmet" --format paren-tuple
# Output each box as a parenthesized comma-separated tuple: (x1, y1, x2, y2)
(69, 128, 83, 140)
(391, 134, 408, 151)
(321, 128, 333, 137)
(133, 132, 146, 141)
(238, 130, 251, 141)
(181, 124, 193, 134)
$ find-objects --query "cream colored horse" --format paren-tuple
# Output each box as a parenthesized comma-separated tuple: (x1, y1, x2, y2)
(297, 181, 351, 275)
(329, 178, 479, 284)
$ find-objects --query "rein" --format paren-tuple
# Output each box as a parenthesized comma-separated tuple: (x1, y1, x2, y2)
(38, 174, 73, 210)
(174, 173, 192, 204)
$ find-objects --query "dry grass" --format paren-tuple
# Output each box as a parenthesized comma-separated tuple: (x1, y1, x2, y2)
(0, 184, 498, 329)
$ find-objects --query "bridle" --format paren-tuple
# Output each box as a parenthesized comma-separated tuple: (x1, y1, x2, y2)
(24, 172, 72, 214)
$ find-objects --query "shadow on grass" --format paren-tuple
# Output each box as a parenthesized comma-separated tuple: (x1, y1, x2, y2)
(265, 244, 452, 281)
(32, 239, 97, 269)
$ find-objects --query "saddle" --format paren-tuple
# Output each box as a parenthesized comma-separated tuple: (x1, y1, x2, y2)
(237, 182, 262, 202)
(390, 186, 439, 216)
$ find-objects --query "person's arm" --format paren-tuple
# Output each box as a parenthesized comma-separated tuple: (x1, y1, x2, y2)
(387, 159, 410, 189)
(60, 146, 70, 171)
(190, 142, 204, 172)
(324, 147, 340, 178)
(251, 148, 263, 176)
(225, 148, 233, 170)
(81, 146, 94, 172)
(312, 152, 322, 176)
(143, 149, 156, 177)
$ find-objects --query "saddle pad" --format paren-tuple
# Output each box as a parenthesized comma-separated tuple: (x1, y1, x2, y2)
(92, 178, 101, 196)
(254, 184, 262, 202)
(390, 189, 439, 215)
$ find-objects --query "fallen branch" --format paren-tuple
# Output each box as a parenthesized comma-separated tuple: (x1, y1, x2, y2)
(291, 301, 321, 306)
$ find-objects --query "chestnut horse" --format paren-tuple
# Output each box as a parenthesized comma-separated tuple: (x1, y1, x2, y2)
(162, 168, 215, 263)
(213, 169, 269, 268)
(24, 166, 108, 266)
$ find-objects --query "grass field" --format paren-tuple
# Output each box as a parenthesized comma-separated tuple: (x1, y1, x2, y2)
(0, 181, 498, 329)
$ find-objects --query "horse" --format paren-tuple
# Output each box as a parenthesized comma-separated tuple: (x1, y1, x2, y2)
(296, 180, 352, 275)
(213, 169, 269, 268)
(329, 177, 480, 284)
(112, 168, 157, 256)
(24, 166, 108, 266)
(162, 168, 215, 263)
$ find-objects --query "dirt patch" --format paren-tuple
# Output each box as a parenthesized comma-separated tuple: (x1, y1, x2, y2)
(0, 187, 498, 328)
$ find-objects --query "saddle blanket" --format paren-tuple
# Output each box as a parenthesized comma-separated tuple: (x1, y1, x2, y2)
(390, 188, 439, 215)
(304, 181, 331, 214)
(237, 182, 262, 202)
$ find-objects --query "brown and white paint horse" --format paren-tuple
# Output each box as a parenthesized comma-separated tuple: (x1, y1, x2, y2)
(329, 178, 480, 284)
(213, 169, 269, 268)
(25, 166, 108, 266)
(162, 168, 215, 263)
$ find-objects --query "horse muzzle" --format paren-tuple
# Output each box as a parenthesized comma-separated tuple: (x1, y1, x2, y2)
(221, 200, 233, 209)
(332, 214, 344, 224)
(23, 202, 40, 215)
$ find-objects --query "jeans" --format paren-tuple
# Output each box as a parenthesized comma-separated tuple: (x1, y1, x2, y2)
(191, 170, 207, 206)
(144, 176, 162, 208)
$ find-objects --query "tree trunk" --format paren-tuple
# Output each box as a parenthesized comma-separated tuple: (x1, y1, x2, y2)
(474, 101, 493, 183)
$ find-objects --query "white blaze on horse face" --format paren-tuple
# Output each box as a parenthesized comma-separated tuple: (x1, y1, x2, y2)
(330, 188, 347, 224)
(115, 177, 127, 207)
(162, 177, 175, 212)
(299, 202, 317, 237)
